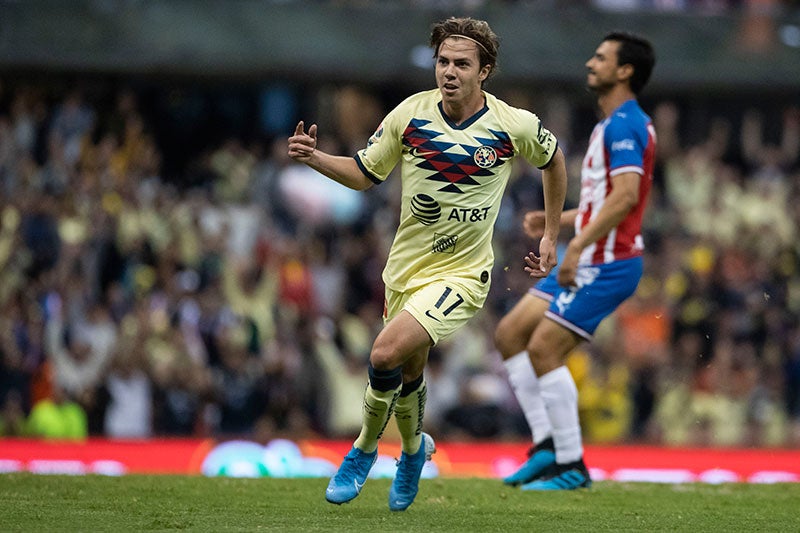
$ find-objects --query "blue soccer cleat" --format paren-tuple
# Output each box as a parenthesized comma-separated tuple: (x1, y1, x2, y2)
(520, 459, 592, 491)
(325, 446, 378, 504)
(388, 432, 436, 511)
(503, 437, 556, 486)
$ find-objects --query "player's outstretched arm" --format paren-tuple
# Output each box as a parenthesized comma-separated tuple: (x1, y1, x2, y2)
(532, 147, 568, 276)
(288, 121, 374, 191)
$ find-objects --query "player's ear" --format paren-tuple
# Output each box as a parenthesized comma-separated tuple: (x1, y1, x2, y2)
(618, 63, 634, 84)
(479, 64, 491, 82)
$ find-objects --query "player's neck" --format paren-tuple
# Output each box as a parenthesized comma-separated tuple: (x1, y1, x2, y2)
(597, 86, 636, 119)
(442, 93, 486, 126)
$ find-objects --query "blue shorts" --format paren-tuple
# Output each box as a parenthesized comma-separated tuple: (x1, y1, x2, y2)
(529, 256, 643, 340)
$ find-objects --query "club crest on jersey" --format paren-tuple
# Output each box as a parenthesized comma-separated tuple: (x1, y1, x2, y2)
(473, 146, 497, 168)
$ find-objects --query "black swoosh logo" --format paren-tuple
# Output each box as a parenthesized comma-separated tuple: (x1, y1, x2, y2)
(424, 310, 441, 322)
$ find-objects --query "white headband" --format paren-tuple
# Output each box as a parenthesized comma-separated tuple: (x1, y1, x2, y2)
(446, 34, 490, 56)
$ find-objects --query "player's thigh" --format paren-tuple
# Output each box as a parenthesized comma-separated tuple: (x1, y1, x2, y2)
(494, 293, 550, 358)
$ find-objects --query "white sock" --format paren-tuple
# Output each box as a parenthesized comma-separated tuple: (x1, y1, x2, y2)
(504, 351, 553, 446)
(539, 365, 583, 464)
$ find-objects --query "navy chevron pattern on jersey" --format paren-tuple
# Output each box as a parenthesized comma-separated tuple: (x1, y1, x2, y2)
(403, 119, 514, 193)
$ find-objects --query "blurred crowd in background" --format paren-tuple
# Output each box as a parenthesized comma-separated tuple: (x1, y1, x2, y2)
(0, 70, 798, 450)
(330, 0, 797, 13)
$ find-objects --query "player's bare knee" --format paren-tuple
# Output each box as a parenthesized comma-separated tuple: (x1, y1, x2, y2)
(369, 343, 404, 371)
(493, 322, 510, 357)
(494, 318, 522, 359)
(369, 353, 399, 371)
(526, 339, 561, 375)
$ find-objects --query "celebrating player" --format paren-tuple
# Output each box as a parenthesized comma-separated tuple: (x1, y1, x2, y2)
(495, 31, 656, 490)
(288, 16, 567, 510)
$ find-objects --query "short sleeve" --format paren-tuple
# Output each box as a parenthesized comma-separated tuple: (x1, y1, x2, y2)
(355, 106, 405, 184)
(604, 115, 645, 176)
(516, 111, 558, 170)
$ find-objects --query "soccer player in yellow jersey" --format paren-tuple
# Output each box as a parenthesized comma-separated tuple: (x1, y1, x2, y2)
(288, 16, 567, 511)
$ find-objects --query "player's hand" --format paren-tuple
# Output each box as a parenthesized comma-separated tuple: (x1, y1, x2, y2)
(524, 234, 557, 279)
(523, 251, 544, 277)
(522, 210, 546, 239)
(287, 121, 318, 162)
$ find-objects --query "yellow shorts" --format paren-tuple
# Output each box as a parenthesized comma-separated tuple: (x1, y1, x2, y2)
(384, 278, 487, 345)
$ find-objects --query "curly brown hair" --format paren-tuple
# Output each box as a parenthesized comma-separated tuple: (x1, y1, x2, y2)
(429, 17, 500, 81)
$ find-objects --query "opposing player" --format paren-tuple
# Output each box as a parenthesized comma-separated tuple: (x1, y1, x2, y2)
(495, 31, 656, 490)
(288, 17, 567, 510)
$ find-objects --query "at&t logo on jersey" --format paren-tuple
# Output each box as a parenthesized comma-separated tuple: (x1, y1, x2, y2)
(473, 146, 497, 168)
(411, 193, 442, 225)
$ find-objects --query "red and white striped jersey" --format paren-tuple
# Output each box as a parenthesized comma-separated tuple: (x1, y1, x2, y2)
(576, 99, 656, 265)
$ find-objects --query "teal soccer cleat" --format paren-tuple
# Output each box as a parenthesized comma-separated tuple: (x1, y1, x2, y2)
(502, 437, 556, 486)
(325, 447, 378, 504)
(520, 458, 592, 491)
(388, 432, 436, 511)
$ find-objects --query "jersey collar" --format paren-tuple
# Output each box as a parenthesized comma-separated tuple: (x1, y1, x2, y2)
(438, 100, 489, 130)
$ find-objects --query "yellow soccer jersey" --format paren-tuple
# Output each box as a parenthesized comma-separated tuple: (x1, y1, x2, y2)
(355, 88, 558, 295)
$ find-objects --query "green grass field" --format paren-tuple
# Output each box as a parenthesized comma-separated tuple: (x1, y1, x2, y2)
(2, 474, 799, 532)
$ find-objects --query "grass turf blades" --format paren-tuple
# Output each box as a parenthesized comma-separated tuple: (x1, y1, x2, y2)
(2, 474, 799, 531)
